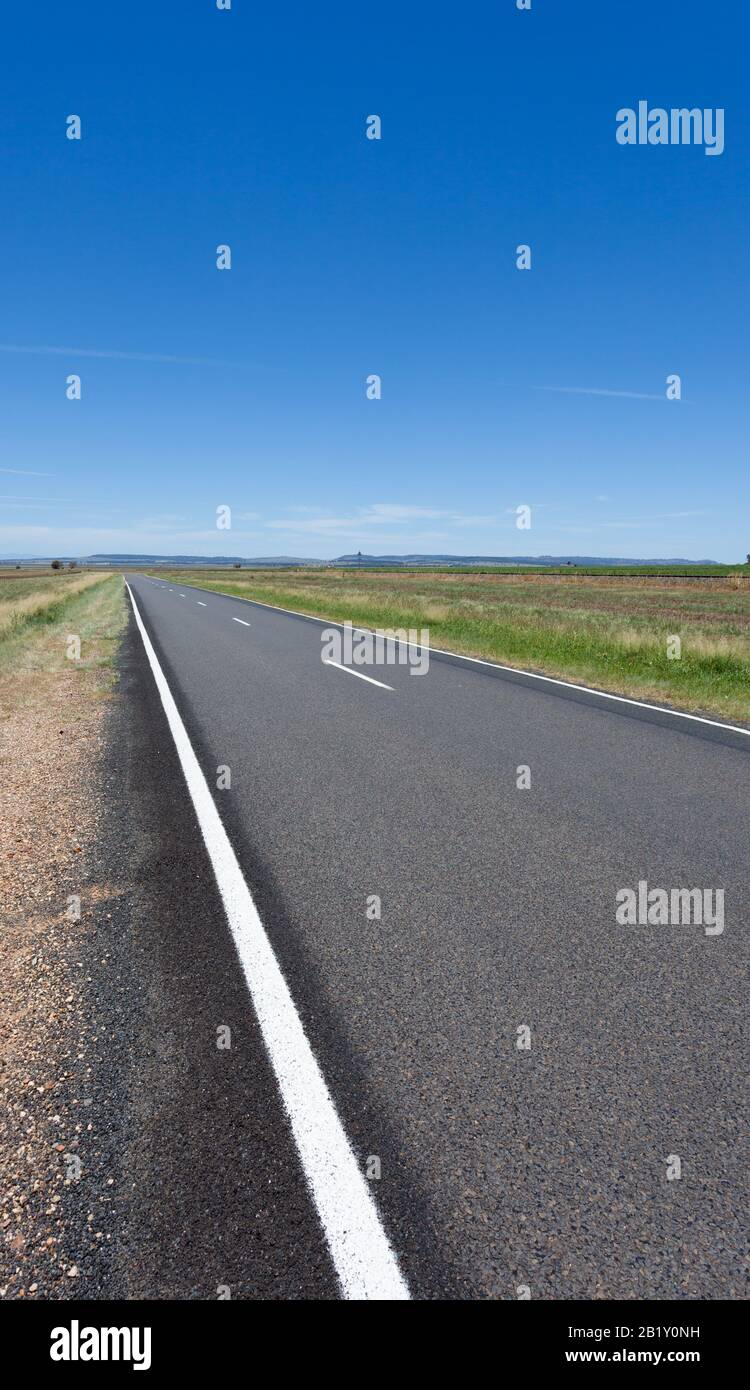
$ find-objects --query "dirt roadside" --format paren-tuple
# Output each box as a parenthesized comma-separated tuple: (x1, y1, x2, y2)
(1, 576, 336, 1301)
(0, 578, 135, 1298)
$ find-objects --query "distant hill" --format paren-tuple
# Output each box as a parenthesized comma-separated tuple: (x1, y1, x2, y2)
(86, 552, 723, 567)
(331, 553, 722, 568)
(1, 552, 726, 568)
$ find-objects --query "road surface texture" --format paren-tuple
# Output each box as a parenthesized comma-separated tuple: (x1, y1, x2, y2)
(115, 574, 749, 1300)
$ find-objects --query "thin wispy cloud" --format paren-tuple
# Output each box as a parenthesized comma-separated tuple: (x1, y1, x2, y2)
(535, 386, 676, 402)
(602, 510, 709, 528)
(0, 344, 243, 367)
(134, 511, 262, 533)
(265, 504, 497, 533)
(0, 494, 78, 503)
(0, 524, 268, 548)
(0, 467, 56, 477)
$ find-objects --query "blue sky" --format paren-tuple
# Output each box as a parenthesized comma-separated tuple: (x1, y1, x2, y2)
(1, 1, 747, 561)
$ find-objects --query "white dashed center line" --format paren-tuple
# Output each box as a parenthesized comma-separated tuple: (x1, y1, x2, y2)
(232, 617, 251, 627)
(323, 659, 393, 690)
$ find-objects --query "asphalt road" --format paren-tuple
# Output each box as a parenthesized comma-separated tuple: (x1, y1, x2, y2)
(120, 573, 749, 1300)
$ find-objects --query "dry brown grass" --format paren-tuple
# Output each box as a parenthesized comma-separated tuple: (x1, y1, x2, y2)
(0, 574, 110, 641)
(0, 576, 125, 716)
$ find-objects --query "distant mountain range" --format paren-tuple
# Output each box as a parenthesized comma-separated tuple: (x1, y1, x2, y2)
(2, 552, 724, 568)
(332, 553, 723, 568)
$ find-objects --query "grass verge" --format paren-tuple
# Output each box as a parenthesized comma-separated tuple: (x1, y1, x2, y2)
(0, 574, 127, 715)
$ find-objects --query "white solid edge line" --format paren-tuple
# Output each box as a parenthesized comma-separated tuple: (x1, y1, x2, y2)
(125, 585, 408, 1301)
(323, 658, 394, 690)
(188, 589, 748, 740)
(232, 616, 251, 626)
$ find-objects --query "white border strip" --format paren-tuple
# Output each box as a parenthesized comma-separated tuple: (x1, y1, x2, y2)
(178, 584, 749, 740)
(126, 584, 409, 1301)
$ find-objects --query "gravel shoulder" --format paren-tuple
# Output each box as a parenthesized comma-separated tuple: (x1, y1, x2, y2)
(0, 576, 132, 1297)
(1, 578, 337, 1301)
